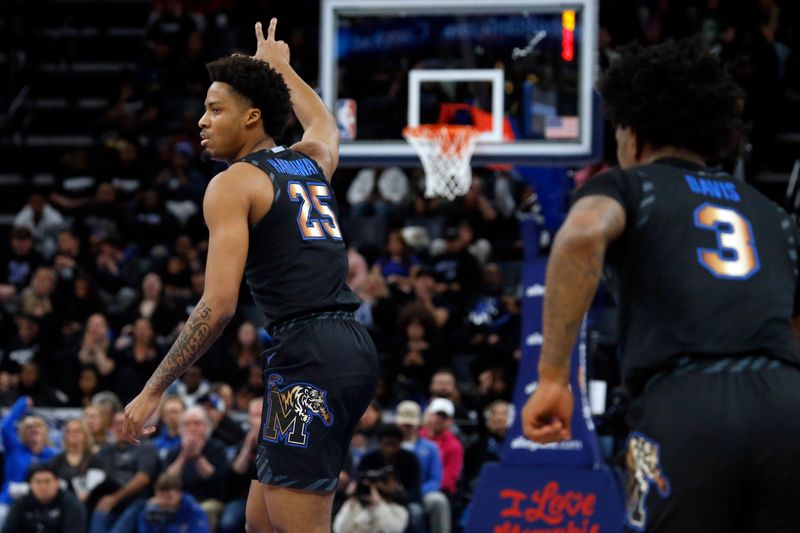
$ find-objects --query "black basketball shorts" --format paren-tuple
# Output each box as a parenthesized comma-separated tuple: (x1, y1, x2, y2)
(624, 356, 800, 533)
(255, 311, 378, 492)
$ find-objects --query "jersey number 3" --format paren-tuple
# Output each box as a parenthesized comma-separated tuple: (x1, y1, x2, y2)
(288, 181, 343, 241)
(693, 203, 760, 280)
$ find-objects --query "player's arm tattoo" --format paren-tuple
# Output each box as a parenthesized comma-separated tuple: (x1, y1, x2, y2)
(145, 301, 233, 394)
(539, 197, 625, 379)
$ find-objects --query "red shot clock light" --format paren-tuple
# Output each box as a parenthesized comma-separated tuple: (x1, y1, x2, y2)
(561, 10, 575, 62)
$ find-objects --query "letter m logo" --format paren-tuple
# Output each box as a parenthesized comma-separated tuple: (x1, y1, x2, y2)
(263, 383, 310, 448)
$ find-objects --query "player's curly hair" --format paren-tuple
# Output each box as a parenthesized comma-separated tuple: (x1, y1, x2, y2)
(206, 54, 292, 139)
(597, 38, 743, 161)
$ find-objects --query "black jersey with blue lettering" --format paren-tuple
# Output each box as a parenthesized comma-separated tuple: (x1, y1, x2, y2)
(237, 146, 359, 328)
(574, 158, 800, 396)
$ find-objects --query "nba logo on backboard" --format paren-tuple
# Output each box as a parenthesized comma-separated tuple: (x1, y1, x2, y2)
(336, 99, 357, 140)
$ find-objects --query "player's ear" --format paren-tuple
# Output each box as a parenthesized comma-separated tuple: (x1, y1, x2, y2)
(245, 108, 262, 128)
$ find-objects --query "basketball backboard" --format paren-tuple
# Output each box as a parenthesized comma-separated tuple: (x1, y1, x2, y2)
(321, 0, 600, 166)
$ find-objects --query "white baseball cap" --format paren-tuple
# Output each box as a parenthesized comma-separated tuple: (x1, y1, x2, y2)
(426, 398, 455, 418)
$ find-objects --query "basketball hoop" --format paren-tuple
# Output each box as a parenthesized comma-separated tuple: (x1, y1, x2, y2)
(403, 125, 480, 200)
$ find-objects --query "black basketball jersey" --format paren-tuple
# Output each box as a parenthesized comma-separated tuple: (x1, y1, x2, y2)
(575, 158, 800, 396)
(237, 146, 359, 328)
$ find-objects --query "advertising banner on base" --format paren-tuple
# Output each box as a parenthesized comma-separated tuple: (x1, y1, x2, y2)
(466, 219, 624, 532)
(467, 463, 624, 533)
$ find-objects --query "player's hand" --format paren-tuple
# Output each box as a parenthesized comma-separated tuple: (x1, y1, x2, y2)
(122, 389, 161, 445)
(521, 380, 574, 443)
(254, 18, 290, 66)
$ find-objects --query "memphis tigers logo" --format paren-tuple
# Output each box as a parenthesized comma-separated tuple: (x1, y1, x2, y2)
(262, 374, 333, 447)
(626, 432, 671, 531)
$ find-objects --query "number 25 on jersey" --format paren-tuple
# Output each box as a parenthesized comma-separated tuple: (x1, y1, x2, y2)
(694, 203, 760, 280)
(288, 181, 343, 241)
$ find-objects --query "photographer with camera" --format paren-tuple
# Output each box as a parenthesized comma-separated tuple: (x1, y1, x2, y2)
(138, 473, 208, 533)
(333, 466, 408, 533)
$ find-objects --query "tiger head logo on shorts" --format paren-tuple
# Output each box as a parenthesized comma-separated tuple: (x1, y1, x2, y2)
(262, 374, 334, 448)
(626, 432, 671, 531)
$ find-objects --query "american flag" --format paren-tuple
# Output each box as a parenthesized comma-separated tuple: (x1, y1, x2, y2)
(544, 115, 579, 139)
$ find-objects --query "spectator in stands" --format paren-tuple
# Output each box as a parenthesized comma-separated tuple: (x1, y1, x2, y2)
(373, 230, 420, 293)
(13, 192, 65, 260)
(1, 314, 43, 378)
(90, 411, 159, 533)
(387, 305, 441, 403)
(118, 273, 180, 339)
(421, 398, 464, 499)
(463, 400, 510, 494)
(72, 367, 101, 407)
(463, 262, 521, 375)
(169, 365, 210, 408)
(409, 267, 450, 330)
(125, 189, 180, 254)
(163, 406, 228, 530)
(48, 418, 106, 503)
(0, 227, 42, 298)
(0, 397, 58, 528)
(219, 398, 261, 533)
(153, 395, 186, 460)
(91, 391, 124, 424)
(220, 321, 262, 390)
(332, 466, 409, 533)
(155, 141, 206, 224)
(429, 369, 471, 422)
(358, 424, 421, 506)
(350, 400, 382, 468)
(83, 404, 111, 451)
(49, 150, 97, 213)
(1, 463, 86, 533)
(93, 234, 139, 297)
(197, 387, 244, 447)
(162, 253, 193, 299)
(52, 228, 93, 288)
(17, 267, 60, 333)
(61, 275, 106, 331)
(138, 473, 208, 533)
(80, 183, 125, 245)
(431, 224, 481, 305)
(17, 361, 67, 407)
(233, 363, 261, 412)
(395, 400, 450, 533)
(74, 314, 116, 391)
(113, 318, 161, 404)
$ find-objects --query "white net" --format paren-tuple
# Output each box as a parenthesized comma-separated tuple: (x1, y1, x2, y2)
(403, 125, 480, 200)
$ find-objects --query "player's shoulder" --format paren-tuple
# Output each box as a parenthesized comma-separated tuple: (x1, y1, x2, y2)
(203, 161, 266, 208)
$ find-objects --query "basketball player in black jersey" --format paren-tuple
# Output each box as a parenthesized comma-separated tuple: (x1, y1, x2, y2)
(522, 39, 800, 532)
(121, 19, 377, 532)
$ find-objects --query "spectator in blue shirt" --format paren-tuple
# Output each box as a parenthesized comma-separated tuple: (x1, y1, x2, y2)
(395, 400, 450, 533)
(138, 473, 208, 533)
(0, 396, 58, 529)
(152, 396, 185, 461)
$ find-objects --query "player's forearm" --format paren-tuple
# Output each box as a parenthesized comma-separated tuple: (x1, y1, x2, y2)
(271, 61, 337, 141)
(144, 300, 233, 394)
(539, 231, 606, 384)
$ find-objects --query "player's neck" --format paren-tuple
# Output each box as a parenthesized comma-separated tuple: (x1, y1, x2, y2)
(638, 145, 706, 168)
(231, 136, 276, 163)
